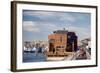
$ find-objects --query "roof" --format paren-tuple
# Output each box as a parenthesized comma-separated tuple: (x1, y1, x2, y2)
(53, 30, 68, 34)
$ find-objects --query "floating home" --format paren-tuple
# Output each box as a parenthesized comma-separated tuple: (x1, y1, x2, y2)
(46, 29, 78, 60)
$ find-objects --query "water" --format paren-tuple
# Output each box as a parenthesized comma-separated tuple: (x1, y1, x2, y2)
(23, 52, 47, 62)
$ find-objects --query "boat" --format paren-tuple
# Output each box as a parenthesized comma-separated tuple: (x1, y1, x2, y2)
(46, 57, 66, 61)
(23, 46, 33, 53)
(45, 52, 75, 61)
(30, 47, 36, 53)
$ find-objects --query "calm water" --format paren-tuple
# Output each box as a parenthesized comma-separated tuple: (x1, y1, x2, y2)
(23, 52, 47, 62)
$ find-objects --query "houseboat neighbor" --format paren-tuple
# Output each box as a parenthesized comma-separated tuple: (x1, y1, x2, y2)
(45, 29, 78, 61)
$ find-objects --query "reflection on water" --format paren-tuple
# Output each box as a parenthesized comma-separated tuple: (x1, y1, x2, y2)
(23, 52, 47, 62)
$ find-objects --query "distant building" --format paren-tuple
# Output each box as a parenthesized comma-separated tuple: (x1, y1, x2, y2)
(81, 38, 91, 46)
(32, 40, 49, 48)
(47, 29, 78, 56)
(81, 38, 91, 55)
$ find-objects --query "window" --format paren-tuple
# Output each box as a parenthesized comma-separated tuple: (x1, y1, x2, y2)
(60, 36, 62, 42)
(56, 46, 65, 48)
(49, 39, 55, 43)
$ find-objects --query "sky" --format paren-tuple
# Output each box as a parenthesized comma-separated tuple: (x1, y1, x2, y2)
(22, 10, 91, 42)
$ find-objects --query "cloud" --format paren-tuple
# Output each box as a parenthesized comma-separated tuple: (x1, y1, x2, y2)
(23, 10, 79, 23)
(23, 10, 56, 18)
(59, 13, 76, 22)
(23, 21, 90, 41)
(65, 26, 90, 41)
(23, 21, 40, 32)
(23, 10, 91, 41)
(23, 20, 63, 34)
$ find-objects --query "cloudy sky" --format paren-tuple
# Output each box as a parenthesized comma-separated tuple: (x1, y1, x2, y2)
(22, 10, 91, 42)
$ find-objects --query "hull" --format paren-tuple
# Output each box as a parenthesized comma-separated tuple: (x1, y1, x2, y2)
(45, 52, 75, 61)
(46, 57, 65, 61)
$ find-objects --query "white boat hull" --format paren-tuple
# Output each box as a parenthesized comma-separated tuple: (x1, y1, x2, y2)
(46, 57, 65, 61)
